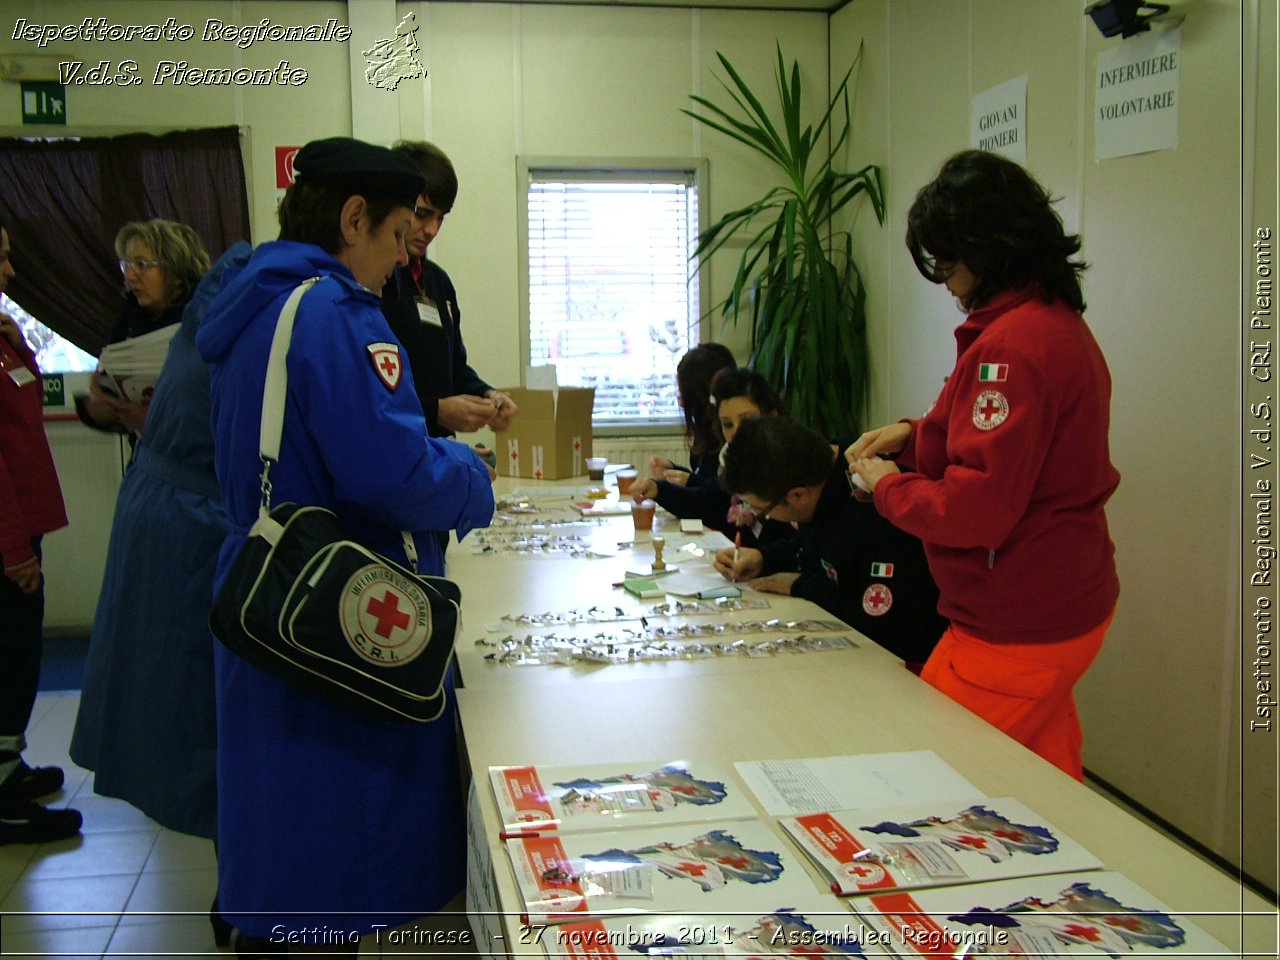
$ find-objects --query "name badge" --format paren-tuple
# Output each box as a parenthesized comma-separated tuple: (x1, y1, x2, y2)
(416, 298, 443, 327)
(8, 366, 36, 388)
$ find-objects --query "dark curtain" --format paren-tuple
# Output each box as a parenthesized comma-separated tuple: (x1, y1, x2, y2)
(0, 126, 250, 355)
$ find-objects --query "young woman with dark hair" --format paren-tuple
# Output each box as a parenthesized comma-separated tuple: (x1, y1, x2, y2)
(647, 342, 736, 485)
(630, 364, 790, 547)
(848, 150, 1119, 780)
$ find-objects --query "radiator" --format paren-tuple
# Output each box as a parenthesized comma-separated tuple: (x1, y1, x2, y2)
(593, 436, 689, 472)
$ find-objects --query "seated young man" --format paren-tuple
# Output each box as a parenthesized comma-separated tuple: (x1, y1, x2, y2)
(712, 417, 945, 669)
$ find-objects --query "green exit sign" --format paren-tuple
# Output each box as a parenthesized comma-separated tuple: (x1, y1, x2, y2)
(42, 373, 65, 407)
(21, 82, 66, 125)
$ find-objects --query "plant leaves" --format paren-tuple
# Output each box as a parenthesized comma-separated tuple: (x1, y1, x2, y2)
(690, 44, 883, 436)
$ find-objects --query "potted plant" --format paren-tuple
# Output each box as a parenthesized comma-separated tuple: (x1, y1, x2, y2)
(686, 43, 884, 437)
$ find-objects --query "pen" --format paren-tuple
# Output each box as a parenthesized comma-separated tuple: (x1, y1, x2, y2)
(732, 531, 741, 582)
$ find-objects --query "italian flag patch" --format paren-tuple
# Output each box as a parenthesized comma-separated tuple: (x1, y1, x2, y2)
(978, 363, 1008, 382)
(870, 562, 894, 578)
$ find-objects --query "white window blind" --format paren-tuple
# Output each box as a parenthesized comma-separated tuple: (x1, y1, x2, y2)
(525, 168, 701, 429)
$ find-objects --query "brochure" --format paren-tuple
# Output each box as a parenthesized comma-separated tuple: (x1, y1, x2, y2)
(850, 871, 1237, 959)
(541, 900, 893, 960)
(505, 819, 823, 925)
(780, 797, 1102, 895)
(490, 761, 757, 837)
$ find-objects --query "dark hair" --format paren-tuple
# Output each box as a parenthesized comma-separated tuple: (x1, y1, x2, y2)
(722, 417, 833, 502)
(710, 367, 783, 415)
(392, 140, 458, 211)
(906, 150, 1087, 312)
(277, 180, 402, 253)
(677, 343, 736, 462)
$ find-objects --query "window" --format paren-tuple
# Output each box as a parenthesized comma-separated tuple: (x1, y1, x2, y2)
(522, 162, 706, 432)
(1, 295, 96, 372)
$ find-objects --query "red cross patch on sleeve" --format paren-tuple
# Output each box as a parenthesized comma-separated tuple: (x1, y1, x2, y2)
(366, 341, 402, 391)
(972, 389, 1009, 431)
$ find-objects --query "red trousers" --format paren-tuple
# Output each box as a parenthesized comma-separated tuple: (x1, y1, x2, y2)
(921, 610, 1114, 780)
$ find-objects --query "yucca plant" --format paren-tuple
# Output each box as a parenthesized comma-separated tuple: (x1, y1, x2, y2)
(685, 42, 884, 437)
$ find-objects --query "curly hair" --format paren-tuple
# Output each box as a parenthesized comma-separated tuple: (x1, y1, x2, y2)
(114, 219, 211, 303)
(676, 342, 736, 462)
(906, 150, 1087, 312)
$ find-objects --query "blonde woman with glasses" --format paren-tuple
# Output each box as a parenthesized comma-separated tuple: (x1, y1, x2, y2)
(76, 219, 210, 440)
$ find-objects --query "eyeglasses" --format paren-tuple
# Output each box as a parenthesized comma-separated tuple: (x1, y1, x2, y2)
(751, 496, 784, 522)
(119, 259, 161, 274)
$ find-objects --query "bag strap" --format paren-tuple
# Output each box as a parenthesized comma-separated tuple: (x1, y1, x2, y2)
(257, 277, 323, 512)
(253, 277, 423, 572)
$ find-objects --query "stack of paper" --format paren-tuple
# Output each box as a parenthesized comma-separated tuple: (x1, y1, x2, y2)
(97, 323, 178, 403)
(734, 751, 982, 817)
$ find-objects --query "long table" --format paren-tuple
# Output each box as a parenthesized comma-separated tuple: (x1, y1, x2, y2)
(449, 478, 1275, 959)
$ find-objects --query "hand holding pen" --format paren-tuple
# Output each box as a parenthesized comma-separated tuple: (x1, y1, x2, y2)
(713, 540, 764, 582)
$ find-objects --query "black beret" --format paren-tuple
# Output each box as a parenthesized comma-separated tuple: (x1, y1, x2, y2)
(292, 137, 425, 208)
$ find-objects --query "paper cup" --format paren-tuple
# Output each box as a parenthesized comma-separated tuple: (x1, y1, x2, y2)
(631, 498, 656, 532)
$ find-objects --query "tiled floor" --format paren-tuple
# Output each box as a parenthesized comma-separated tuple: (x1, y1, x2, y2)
(2, 691, 478, 958)
(1, 692, 221, 959)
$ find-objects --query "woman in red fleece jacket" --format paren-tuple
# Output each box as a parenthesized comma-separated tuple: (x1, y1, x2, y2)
(848, 151, 1119, 780)
(0, 219, 80, 844)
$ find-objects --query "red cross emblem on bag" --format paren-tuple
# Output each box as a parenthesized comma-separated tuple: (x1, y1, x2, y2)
(366, 341, 402, 391)
(340, 565, 431, 665)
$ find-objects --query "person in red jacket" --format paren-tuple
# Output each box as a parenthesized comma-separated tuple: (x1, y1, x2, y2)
(0, 219, 82, 844)
(847, 151, 1119, 781)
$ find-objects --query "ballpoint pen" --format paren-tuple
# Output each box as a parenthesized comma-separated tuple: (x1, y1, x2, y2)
(732, 530, 742, 581)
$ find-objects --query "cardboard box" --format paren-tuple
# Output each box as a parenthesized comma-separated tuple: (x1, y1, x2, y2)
(498, 387, 595, 479)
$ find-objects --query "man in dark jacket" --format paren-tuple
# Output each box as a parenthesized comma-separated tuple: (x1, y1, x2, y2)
(380, 141, 517, 438)
(712, 416, 946, 669)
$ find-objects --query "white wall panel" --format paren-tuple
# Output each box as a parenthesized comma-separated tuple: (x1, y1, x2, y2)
(832, 0, 1268, 882)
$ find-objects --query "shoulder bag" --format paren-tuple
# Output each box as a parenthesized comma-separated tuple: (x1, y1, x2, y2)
(209, 277, 461, 723)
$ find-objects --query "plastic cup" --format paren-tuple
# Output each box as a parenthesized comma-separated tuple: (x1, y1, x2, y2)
(586, 456, 607, 481)
(631, 498, 656, 532)
(616, 469, 638, 495)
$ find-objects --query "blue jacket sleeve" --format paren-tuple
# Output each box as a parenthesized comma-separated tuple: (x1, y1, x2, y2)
(292, 288, 494, 543)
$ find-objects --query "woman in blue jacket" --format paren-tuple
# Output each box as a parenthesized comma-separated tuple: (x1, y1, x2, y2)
(197, 138, 494, 954)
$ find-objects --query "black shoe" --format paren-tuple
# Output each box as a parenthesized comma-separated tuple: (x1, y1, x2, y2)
(0, 797, 83, 845)
(6, 760, 65, 801)
(232, 929, 288, 958)
(211, 894, 233, 947)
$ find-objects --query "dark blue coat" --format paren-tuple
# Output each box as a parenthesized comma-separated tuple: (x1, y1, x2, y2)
(197, 240, 494, 936)
(71, 242, 250, 839)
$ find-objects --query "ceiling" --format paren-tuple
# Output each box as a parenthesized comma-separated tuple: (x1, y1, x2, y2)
(432, 0, 850, 14)
(275, 0, 852, 11)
